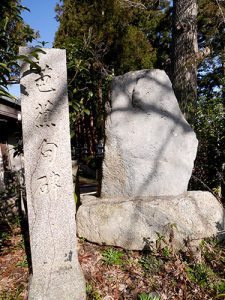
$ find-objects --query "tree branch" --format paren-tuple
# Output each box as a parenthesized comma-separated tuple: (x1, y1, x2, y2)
(119, 0, 147, 9)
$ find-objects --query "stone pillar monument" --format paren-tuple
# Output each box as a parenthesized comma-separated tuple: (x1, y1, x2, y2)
(20, 47, 86, 300)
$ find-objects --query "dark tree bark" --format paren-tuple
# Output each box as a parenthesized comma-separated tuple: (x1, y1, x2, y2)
(220, 45, 225, 203)
(172, 0, 198, 119)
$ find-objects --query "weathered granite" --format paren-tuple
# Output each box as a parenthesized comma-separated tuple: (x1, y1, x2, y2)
(20, 47, 86, 300)
(101, 69, 198, 197)
(77, 191, 225, 250)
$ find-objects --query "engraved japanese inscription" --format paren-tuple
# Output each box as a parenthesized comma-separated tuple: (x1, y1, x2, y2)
(35, 100, 56, 128)
(35, 65, 56, 92)
(20, 47, 86, 300)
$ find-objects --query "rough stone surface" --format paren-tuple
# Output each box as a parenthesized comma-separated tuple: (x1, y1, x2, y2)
(77, 191, 225, 250)
(101, 69, 198, 197)
(20, 47, 86, 300)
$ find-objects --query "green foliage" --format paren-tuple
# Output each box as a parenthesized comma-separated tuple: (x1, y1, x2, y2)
(0, 231, 10, 251)
(54, 0, 170, 153)
(86, 283, 102, 300)
(215, 280, 225, 295)
(91, 290, 102, 300)
(0, 0, 37, 62)
(186, 261, 225, 298)
(54, 0, 224, 197)
(139, 255, 163, 274)
(73, 192, 78, 204)
(0, 0, 38, 98)
(16, 257, 28, 268)
(186, 263, 215, 287)
(116, 26, 156, 73)
(190, 94, 225, 195)
(198, 0, 225, 99)
(187, 0, 225, 199)
(138, 292, 161, 300)
(55, 0, 159, 74)
(0, 287, 25, 300)
(55, 33, 110, 151)
(155, 232, 167, 251)
(214, 295, 225, 300)
(161, 246, 171, 259)
(102, 247, 124, 265)
(135, 0, 172, 72)
(13, 140, 23, 157)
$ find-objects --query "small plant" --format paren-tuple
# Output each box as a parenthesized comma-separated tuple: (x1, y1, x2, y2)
(13, 215, 21, 226)
(139, 255, 163, 274)
(102, 247, 124, 265)
(0, 284, 25, 300)
(16, 237, 25, 250)
(216, 280, 225, 294)
(0, 231, 10, 251)
(86, 283, 93, 294)
(161, 246, 171, 259)
(213, 280, 225, 299)
(16, 257, 28, 268)
(79, 236, 86, 243)
(186, 263, 214, 287)
(138, 292, 161, 300)
(86, 283, 102, 300)
(155, 232, 166, 251)
(92, 290, 102, 300)
(200, 237, 225, 268)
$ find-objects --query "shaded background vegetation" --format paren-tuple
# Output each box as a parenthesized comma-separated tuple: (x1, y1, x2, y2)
(54, 0, 225, 201)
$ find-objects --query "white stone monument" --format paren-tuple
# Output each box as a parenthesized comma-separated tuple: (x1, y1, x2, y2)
(102, 69, 198, 197)
(20, 47, 86, 300)
(77, 69, 224, 251)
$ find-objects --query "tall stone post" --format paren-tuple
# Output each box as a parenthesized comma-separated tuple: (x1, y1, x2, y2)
(20, 47, 86, 300)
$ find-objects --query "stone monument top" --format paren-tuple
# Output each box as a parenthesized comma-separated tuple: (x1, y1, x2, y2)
(101, 69, 198, 197)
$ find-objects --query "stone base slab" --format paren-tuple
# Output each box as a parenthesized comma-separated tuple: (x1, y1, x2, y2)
(76, 191, 225, 250)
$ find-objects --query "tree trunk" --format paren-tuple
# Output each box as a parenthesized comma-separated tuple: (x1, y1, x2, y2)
(220, 45, 225, 203)
(172, 0, 198, 119)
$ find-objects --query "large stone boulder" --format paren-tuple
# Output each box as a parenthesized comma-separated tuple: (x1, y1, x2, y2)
(102, 69, 198, 197)
(77, 191, 225, 250)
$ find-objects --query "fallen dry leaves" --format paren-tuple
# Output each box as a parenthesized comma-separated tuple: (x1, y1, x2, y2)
(0, 228, 29, 300)
(0, 227, 224, 300)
